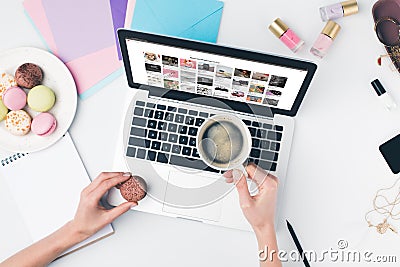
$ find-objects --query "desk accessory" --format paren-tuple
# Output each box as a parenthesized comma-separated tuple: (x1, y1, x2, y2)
(372, 0, 400, 74)
(0, 133, 114, 259)
(109, 29, 317, 229)
(0, 47, 77, 153)
(379, 133, 400, 174)
(365, 177, 400, 234)
(128, 0, 224, 43)
(286, 220, 311, 267)
(371, 79, 397, 110)
(269, 18, 305, 53)
(319, 0, 358, 22)
(23, 0, 123, 99)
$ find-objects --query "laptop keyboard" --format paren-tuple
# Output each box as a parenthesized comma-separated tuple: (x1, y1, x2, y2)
(126, 100, 283, 173)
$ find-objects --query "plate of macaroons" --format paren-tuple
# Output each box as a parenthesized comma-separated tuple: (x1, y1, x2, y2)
(0, 47, 77, 153)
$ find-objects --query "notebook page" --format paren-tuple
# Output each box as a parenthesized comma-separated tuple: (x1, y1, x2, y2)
(0, 133, 113, 256)
(0, 177, 32, 262)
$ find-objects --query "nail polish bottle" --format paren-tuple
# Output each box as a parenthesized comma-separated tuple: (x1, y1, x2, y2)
(319, 0, 358, 22)
(269, 18, 304, 53)
(310, 21, 341, 59)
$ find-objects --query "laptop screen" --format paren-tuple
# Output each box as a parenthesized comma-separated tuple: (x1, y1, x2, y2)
(126, 38, 308, 112)
(120, 30, 317, 117)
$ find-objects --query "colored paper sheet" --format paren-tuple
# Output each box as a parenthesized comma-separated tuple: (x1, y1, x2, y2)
(130, 0, 224, 43)
(66, 46, 121, 96)
(42, 0, 116, 63)
(23, 0, 122, 99)
(110, 0, 128, 60)
(23, 0, 58, 54)
(125, 0, 136, 28)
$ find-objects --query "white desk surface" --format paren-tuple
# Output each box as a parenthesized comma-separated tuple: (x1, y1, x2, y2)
(1, 0, 400, 266)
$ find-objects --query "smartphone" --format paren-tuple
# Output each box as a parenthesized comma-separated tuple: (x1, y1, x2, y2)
(380, 133, 400, 174)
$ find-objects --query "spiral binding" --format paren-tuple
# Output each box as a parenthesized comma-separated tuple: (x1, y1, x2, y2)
(1, 153, 27, 167)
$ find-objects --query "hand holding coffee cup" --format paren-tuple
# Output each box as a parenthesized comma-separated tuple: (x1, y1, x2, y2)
(196, 114, 252, 180)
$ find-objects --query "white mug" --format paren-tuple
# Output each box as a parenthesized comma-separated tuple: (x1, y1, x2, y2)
(196, 114, 252, 179)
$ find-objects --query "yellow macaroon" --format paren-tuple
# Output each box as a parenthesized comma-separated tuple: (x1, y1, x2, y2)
(0, 100, 8, 121)
(27, 85, 56, 112)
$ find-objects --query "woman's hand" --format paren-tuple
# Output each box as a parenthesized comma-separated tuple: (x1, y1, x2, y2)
(225, 164, 281, 266)
(70, 172, 137, 240)
(0, 172, 138, 267)
(224, 163, 279, 232)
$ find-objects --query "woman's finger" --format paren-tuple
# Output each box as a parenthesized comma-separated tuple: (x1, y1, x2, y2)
(83, 172, 128, 195)
(89, 174, 132, 203)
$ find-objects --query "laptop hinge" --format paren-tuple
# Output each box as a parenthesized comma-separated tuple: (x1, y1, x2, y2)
(148, 96, 274, 121)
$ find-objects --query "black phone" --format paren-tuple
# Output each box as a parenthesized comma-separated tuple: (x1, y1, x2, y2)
(380, 133, 400, 174)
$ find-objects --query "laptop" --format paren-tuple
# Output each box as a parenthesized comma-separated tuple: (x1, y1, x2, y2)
(107, 30, 317, 231)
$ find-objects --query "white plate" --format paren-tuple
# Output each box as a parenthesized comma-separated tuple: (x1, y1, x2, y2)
(0, 47, 77, 153)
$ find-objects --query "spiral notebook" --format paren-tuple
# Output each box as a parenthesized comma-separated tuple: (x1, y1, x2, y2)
(0, 133, 114, 261)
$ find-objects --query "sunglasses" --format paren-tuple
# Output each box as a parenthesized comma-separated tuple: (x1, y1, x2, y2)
(375, 16, 400, 46)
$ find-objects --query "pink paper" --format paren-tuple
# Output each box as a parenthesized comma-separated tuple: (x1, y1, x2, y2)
(24, 0, 122, 97)
(66, 46, 121, 95)
(23, 0, 58, 54)
(124, 0, 136, 28)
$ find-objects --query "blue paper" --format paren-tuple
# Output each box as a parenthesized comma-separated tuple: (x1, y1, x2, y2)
(79, 67, 124, 100)
(131, 0, 224, 43)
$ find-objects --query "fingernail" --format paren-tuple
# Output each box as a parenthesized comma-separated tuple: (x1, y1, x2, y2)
(130, 202, 138, 208)
(123, 172, 132, 177)
(232, 169, 242, 181)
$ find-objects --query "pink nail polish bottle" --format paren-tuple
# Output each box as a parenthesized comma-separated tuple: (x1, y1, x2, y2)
(269, 18, 304, 53)
(310, 21, 341, 59)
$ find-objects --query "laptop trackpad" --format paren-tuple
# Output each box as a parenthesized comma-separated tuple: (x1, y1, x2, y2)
(162, 170, 226, 222)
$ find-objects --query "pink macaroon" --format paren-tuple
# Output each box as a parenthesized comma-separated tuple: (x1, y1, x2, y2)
(2, 86, 27, 110)
(31, 113, 57, 136)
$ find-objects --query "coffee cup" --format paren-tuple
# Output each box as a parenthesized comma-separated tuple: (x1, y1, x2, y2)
(196, 114, 252, 179)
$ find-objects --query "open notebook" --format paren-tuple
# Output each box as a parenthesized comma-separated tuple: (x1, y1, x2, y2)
(0, 133, 114, 261)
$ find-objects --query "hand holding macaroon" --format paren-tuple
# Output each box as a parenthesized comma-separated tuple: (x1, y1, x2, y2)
(117, 175, 147, 202)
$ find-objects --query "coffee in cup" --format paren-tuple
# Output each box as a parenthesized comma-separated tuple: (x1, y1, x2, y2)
(197, 114, 252, 176)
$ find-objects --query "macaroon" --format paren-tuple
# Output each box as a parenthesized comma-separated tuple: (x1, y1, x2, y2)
(15, 63, 43, 89)
(5, 110, 31, 136)
(31, 113, 57, 136)
(0, 72, 17, 99)
(117, 176, 147, 202)
(0, 100, 8, 121)
(27, 85, 55, 112)
(2, 87, 27, 111)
